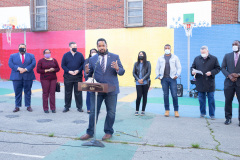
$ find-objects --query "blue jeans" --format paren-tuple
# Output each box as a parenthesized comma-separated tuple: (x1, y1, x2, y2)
(198, 92, 215, 117)
(161, 78, 179, 111)
(12, 80, 33, 108)
(87, 93, 118, 136)
(86, 91, 91, 111)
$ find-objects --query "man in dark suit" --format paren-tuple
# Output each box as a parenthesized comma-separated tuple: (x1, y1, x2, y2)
(80, 38, 125, 141)
(221, 40, 240, 126)
(8, 43, 36, 112)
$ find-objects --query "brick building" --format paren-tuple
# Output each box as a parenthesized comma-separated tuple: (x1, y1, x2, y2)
(0, 0, 239, 88)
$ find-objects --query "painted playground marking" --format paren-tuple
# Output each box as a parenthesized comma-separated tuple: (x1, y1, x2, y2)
(0, 151, 44, 159)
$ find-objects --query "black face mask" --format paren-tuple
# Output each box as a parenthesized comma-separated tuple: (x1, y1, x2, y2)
(98, 49, 108, 56)
(19, 48, 26, 54)
(138, 56, 144, 60)
(72, 48, 77, 52)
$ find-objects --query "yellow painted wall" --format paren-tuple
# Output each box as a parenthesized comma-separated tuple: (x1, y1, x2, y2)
(85, 27, 174, 88)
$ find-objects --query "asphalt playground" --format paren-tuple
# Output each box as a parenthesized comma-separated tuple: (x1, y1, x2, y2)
(0, 80, 240, 160)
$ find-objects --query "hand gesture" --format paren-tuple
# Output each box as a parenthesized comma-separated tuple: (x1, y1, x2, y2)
(111, 60, 119, 71)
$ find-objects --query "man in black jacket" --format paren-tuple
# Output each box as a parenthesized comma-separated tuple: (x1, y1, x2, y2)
(221, 40, 240, 126)
(191, 46, 220, 120)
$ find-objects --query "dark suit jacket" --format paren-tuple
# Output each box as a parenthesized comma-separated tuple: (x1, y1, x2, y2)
(221, 52, 240, 88)
(8, 53, 36, 81)
(86, 52, 125, 95)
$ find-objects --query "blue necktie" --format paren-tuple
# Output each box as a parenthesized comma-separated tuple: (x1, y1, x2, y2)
(101, 55, 105, 72)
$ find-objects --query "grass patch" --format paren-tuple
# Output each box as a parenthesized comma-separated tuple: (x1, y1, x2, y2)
(191, 143, 200, 148)
(165, 144, 175, 147)
(48, 133, 54, 137)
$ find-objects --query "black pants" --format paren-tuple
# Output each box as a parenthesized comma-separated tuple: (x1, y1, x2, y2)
(136, 84, 149, 111)
(64, 75, 82, 109)
(224, 83, 240, 121)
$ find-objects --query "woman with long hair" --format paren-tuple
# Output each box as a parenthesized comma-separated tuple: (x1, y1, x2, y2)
(132, 51, 151, 116)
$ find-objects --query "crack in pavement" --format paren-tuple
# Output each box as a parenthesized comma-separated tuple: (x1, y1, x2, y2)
(205, 118, 239, 158)
(1, 129, 240, 158)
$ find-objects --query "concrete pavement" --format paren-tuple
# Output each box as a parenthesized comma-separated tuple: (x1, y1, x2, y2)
(0, 80, 240, 160)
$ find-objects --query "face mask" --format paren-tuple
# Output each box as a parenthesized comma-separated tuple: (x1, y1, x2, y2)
(201, 54, 208, 58)
(165, 49, 171, 55)
(91, 53, 97, 57)
(138, 56, 144, 60)
(19, 48, 26, 53)
(233, 46, 239, 52)
(44, 54, 51, 58)
(72, 48, 77, 52)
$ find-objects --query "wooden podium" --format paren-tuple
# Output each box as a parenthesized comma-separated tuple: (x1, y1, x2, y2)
(78, 82, 116, 147)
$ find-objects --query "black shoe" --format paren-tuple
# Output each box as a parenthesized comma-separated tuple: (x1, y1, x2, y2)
(77, 108, 84, 112)
(52, 110, 56, 113)
(63, 108, 69, 112)
(224, 119, 232, 125)
(44, 110, 49, 113)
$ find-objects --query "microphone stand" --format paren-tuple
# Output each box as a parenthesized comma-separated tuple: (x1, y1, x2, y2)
(82, 55, 104, 147)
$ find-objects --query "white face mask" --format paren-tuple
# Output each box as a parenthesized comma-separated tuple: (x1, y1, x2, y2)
(233, 46, 239, 52)
(91, 53, 97, 57)
(165, 49, 171, 55)
(201, 54, 208, 58)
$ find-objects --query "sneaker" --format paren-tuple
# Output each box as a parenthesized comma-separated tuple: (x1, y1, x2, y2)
(210, 116, 215, 120)
(141, 111, 145, 116)
(52, 110, 56, 113)
(200, 114, 206, 118)
(135, 111, 139, 116)
(44, 110, 49, 113)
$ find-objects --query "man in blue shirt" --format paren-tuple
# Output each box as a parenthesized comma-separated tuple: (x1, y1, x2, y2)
(61, 42, 85, 112)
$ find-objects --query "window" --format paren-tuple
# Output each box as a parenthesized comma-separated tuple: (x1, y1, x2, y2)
(30, 0, 48, 31)
(125, 0, 143, 27)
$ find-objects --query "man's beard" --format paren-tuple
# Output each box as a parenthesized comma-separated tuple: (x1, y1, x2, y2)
(98, 49, 108, 55)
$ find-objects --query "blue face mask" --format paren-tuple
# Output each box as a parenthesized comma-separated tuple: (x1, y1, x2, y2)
(44, 54, 51, 58)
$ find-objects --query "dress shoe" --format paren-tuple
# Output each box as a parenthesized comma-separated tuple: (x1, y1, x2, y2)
(52, 110, 56, 113)
(27, 107, 33, 112)
(44, 110, 49, 113)
(102, 134, 112, 141)
(13, 107, 20, 112)
(174, 111, 179, 118)
(164, 110, 170, 117)
(77, 108, 84, 112)
(80, 134, 93, 140)
(63, 108, 69, 112)
(224, 119, 231, 125)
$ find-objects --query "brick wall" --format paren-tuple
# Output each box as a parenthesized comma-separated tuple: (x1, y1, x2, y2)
(0, 0, 239, 31)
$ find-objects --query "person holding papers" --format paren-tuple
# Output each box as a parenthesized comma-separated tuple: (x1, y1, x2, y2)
(191, 46, 220, 119)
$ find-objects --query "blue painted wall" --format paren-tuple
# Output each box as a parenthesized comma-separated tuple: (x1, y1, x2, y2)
(174, 24, 240, 90)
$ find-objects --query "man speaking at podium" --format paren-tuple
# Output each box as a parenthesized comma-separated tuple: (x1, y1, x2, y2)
(80, 38, 125, 141)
